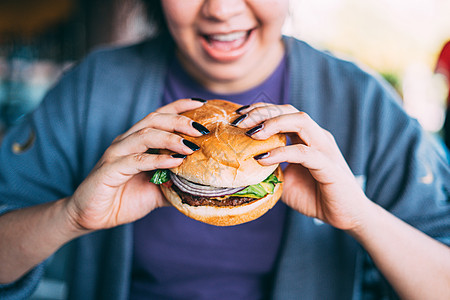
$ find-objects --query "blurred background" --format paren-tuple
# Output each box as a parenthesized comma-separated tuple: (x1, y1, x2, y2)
(0, 0, 449, 141)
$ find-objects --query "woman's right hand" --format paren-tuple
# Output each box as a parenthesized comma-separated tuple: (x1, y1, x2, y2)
(65, 98, 208, 231)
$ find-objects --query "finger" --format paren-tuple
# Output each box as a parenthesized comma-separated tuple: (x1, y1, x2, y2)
(118, 98, 206, 140)
(235, 102, 276, 114)
(101, 154, 184, 187)
(122, 153, 184, 174)
(232, 104, 298, 128)
(254, 144, 321, 166)
(119, 112, 209, 141)
(246, 112, 327, 148)
(254, 144, 338, 184)
(108, 128, 200, 157)
(156, 98, 206, 114)
(249, 112, 353, 174)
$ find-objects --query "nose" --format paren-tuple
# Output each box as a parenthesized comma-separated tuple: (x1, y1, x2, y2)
(201, 0, 246, 22)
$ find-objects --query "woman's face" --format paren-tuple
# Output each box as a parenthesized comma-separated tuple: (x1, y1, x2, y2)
(161, 0, 289, 93)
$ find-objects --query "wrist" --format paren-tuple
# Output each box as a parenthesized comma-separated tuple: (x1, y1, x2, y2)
(59, 197, 93, 238)
(345, 198, 382, 243)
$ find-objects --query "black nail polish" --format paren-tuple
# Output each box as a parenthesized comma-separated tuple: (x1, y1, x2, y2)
(245, 124, 264, 136)
(230, 114, 247, 126)
(236, 104, 250, 113)
(191, 97, 207, 103)
(192, 121, 210, 135)
(182, 139, 200, 151)
(172, 153, 187, 159)
(254, 152, 269, 160)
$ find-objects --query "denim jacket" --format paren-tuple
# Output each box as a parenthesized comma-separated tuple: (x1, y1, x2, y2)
(1, 35, 449, 300)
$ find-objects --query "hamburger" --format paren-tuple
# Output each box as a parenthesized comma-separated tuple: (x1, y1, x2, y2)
(150, 99, 286, 226)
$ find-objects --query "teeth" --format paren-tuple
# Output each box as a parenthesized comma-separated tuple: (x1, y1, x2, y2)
(209, 31, 247, 42)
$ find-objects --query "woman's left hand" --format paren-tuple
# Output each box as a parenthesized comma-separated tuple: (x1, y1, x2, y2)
(233, 103, 370, 230)
(235, 103, 450, 300)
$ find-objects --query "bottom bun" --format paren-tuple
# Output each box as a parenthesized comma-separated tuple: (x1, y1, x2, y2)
(161, 167, 284, 226)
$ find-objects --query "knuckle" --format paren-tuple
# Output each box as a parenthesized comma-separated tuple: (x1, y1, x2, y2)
(297, 111, 310, 120)
(174, 114, 187, 124)
(251, 106, 270, 119)
(96, 156, 110, 169)
(269, 105, 284, 117)
(267, 117, 281, 131)
(276, 146, 288, 156)
(283, 104, 296, 111)
(112, 135, 123, 143)
(246, 113, 262, 125)
(102, 145, 119, 162)
(169, 115, 190, 133)
(146, 112, 158, 121)
(323, 129, 336, 142)
(136, 127, 153, 138)
(167, 133, 183, 147)
(133, 153, 148, 164)
(253, 101, 267, 107)
(296, 143, 310, 155)
(295, 111, 313, 129)
(153, 154, 170, 168)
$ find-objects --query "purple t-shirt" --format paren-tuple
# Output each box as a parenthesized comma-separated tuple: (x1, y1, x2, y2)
(130, 55, 289, 299)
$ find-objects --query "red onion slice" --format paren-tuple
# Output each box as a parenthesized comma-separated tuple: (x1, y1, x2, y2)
(170, 172, 245, 197)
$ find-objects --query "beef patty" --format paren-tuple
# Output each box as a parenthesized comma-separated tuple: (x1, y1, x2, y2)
(172, 185, 257, 207)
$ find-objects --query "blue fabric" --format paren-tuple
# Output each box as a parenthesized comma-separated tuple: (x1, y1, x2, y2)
(0, 36, 172, 299)
(271, 37, 450, 300)
(0, 35, 449, 300)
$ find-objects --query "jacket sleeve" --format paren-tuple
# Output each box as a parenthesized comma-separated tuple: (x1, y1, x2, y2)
(356, 77, 450, 298)
(362, 76, 450, 244)
(0, 57, 90, 298)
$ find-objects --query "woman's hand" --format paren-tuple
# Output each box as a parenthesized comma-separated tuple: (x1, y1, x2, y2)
(233, 103, 369, 230)
(66, 99, 209, 231)
(235, 103, 450, 299)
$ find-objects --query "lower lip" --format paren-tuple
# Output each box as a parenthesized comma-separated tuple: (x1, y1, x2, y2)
(200, 30, 255, 63)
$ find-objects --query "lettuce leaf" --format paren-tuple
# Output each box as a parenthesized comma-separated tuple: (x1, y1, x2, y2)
(150, 169, 281, 200)
(150, 169, 170, 184)
(230, 173, 281, 198)
(264, 173, 282, 185)
(232, 183, 268, 198)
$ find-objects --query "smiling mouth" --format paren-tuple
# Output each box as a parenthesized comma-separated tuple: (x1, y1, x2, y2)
(200, 29, 254, 60)
(204, 30, 250, 51)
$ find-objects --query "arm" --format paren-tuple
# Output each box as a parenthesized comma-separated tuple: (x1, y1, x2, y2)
(0, 198, 85, 284)
(0, 99, 207, 284)
(348, 199, 450, 300)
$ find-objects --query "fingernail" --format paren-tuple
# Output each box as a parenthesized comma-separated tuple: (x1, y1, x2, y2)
(172, 153, 187, 159)
(192, 121, 210, 135)
(230, 114, 247, 126)
(182, 139, 200, 151)
(236, 104, 250, 113)
(245, 124, 264, 136)
(254, 152, 269, 160)
(191, 97, 207, 103)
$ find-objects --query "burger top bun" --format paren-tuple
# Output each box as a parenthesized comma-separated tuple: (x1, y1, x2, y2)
(170, 99, 287, 187)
